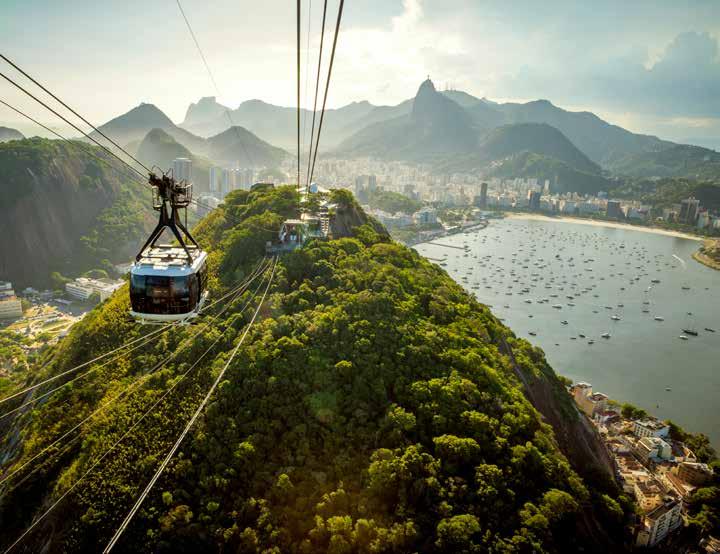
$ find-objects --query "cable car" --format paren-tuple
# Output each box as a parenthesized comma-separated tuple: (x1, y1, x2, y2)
(130, 172, 208, 323)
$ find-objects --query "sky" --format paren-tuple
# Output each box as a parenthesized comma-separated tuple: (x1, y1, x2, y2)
(1, 0, 719, 147)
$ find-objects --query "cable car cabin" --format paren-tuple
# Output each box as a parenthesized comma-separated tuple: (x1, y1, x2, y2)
(130, 245, 208, 323)
(268, 215, 327, 253)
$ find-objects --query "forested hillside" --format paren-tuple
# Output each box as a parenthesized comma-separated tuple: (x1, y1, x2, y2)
(0, 138, 154, 287)
(0, 186, 629, 553)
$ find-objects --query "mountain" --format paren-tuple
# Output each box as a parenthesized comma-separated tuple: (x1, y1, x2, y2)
(431, 123, 611, 194)
(488, 151, 614, 195)
(336, 79, 479, 161)
(180, 99, 379, 150)
(0, 126, 24, 143)
(98, 102, 289, 176)
(207, 126, 287, 167)
(179, 84, 678, 168)
(136, 128, 212, 190)
(0, 185, 627, 553)
(92, 103, 208, 154)
(182, 96, 231, 132)
(479, 123, 601, 174)
(440, 89, 482, 108)
(608, 143, 720, 179)
(489, 100, 671, 167)
(0, 138, 153, 287)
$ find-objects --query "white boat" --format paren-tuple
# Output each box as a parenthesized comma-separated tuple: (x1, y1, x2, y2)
(601, 332, 611, 339)
(654, 316, 664, 321)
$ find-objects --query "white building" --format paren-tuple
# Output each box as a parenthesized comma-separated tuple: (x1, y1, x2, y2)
(636, 498, 683, 547)
(413, 207, 437, 225)
(209, 167, 220, 193)
(697, 211, 710, 229)
(65, 278, 123, 302)
(634, 419, 670, 439)
(0, 282, 22, 319)
(173, 158, 192, 184)
(222, 168, 237, 195)
(634, 436, 673, 462)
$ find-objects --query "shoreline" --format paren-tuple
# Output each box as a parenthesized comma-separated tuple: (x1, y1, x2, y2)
(505, 212, 704, 241)
(692, 239, 720, 271)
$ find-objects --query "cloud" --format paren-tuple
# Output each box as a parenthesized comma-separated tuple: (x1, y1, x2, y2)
(497, 31, 720, 119)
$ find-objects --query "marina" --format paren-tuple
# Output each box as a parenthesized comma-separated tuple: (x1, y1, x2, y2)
(415, 215, 720, 446)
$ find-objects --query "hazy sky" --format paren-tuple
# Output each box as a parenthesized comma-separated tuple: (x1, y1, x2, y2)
(2, 0, 719, 145)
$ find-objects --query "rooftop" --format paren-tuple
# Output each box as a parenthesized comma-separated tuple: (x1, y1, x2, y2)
(644, 497, 681, 521)
(636, 419, 668, 430)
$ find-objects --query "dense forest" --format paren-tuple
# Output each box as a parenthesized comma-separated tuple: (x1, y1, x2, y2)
(0, 186, 629, 552)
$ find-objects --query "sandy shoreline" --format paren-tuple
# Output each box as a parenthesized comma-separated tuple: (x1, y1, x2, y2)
(506, 213, 703, 241)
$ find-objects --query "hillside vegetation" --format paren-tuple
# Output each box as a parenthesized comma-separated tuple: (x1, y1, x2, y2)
(0, 186, 628, 553)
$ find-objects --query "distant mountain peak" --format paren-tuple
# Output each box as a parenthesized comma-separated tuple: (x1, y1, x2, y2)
(183, 96, 229, 127)
(417, 78, 437, 95)
(0, 126, 24, 143)
(122, 103, 175, 127)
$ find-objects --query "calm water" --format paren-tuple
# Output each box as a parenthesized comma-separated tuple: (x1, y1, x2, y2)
(416, 216, 720, 446)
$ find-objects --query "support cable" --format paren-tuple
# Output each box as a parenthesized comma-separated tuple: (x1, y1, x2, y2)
(2, 264, 272, 554)
(305, 0, 328, 193)
(0, 53, 151, 174)
(174, 0, 255, 168)
(0, 98, 148, 186)
(103, 257, 277, 552)
(0, 70, 147, 181)
(0, 257, 269, 427)
(0, 260, 271, 492)
(309, 0, 345, 186)
(296, 0, 302, 193)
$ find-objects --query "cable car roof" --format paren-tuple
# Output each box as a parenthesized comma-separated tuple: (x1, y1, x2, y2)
(132, 245, 207, 276)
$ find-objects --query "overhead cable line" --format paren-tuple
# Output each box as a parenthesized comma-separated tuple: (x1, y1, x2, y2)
(0, 70, 147, 182)
(309, 0, 345, 186)
(0, 260, 270, 494)
(0, 53, 152, 175)
(297, 0, 302, 193)
(305, 0, 328, 192)
(174, 0, 256, 169)
(0, 264, 264, 413)
(301, 0, 313, 169)
(0, 98, 147, 186)
(2, 264, 272, 553)
(103, 257, 278, 552)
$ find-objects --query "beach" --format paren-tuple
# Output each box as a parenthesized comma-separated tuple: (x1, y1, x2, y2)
(506, 213, 703, 241)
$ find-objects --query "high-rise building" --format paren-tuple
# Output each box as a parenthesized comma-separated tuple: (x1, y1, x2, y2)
(480, 182, 488, 209)
(239, 168, 254, 189)
(527, 190, 541, 211)
(607, 200, 623, 219)
(209, 167, 220, 193)
(221, 168, 236, 196)
(173, 158, 193, 184)
(679, 197, 700, 224)
(367, 175, 377, 192)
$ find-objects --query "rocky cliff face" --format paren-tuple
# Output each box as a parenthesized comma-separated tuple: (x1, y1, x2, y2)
(0, 138, 153, 286)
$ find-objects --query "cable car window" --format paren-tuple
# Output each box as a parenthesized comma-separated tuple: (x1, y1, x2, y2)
(171, 276, 190, 297)
(130, 274, 146, 294)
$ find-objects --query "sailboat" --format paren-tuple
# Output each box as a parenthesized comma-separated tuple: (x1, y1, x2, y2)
(682, 312, 698, 336)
